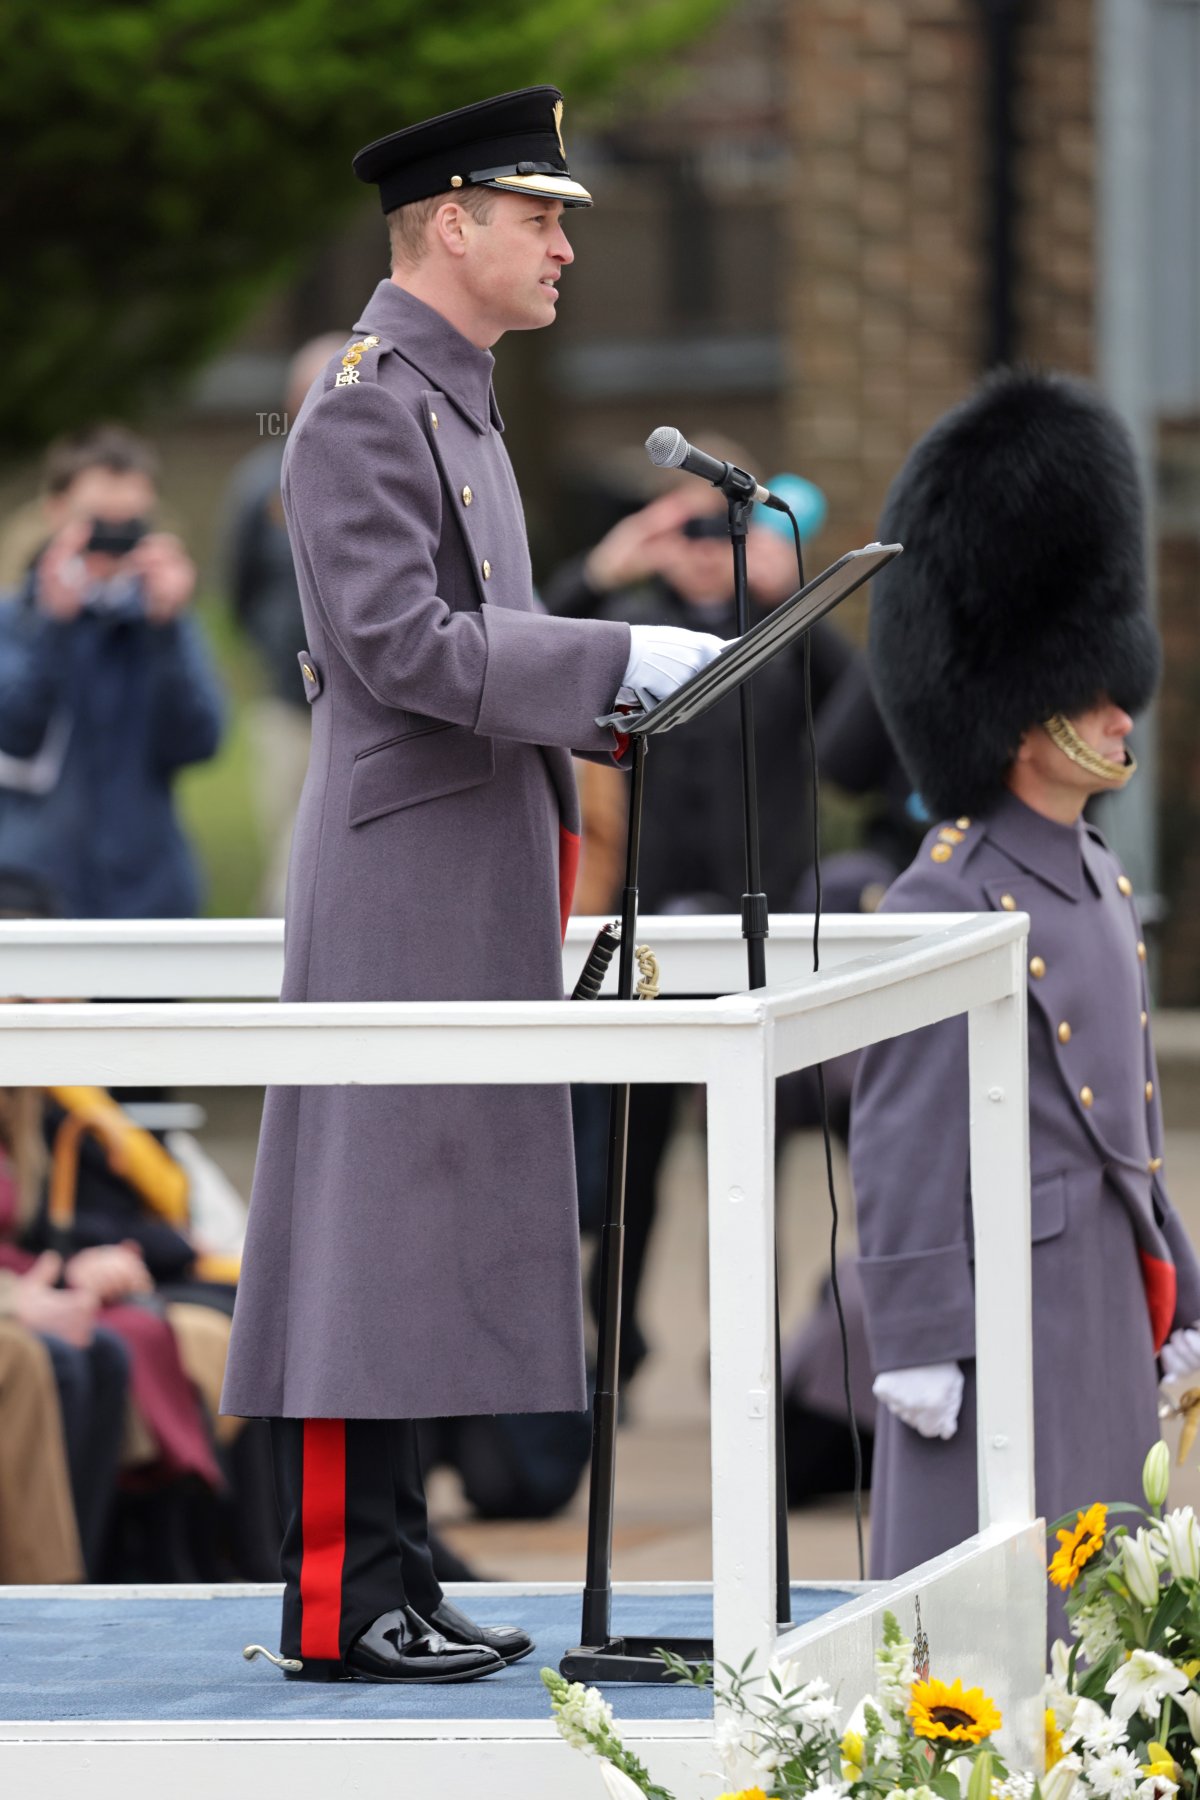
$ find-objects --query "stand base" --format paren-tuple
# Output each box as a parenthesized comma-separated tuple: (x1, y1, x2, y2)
(560, 1635, 713, 1684)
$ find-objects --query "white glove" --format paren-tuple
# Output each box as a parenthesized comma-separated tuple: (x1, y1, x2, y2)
(873, 1363, 964, 1440)
(1161, 1323, 1200, 1383)
(618, 625, 726, 712)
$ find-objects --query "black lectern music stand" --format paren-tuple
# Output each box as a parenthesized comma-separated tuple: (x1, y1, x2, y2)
(561, 541, 902, 1685)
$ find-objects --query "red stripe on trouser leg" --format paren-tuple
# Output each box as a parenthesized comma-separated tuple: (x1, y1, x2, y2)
(559, 825, 581, 942)
(1140, 1250, 1178, 1353)
(300, 1418, 347, 1660)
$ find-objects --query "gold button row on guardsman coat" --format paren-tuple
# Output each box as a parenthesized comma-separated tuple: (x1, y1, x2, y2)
(1030, 955, 1046, 979)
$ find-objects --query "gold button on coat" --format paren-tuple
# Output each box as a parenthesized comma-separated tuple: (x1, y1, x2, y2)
(1137, 941, 1147, 961)
(462, 486, 473, 506)
(1149, 1157, 1164, 1173)
(931, 843, 952, 863)
(482, 559, 491, 580)
(301, 663, 315, 682)
(1058, 1021, 1071, 1044)
(1030, 955, 1046, 979)
(999, 894, 1016, 911)
(430, 411, 439, 430)
(1141, 1010, 1149, 1028)
(956, 817, 971, 829)
(939, 826, 964, 845)
(1080, 1086, 1094, 1108)
(1146, 1081, 1155, 1103)
(1118, 875, 1133, 896)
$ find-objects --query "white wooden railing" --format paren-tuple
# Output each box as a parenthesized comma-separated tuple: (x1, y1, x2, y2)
(0, 913, 1043, 1763)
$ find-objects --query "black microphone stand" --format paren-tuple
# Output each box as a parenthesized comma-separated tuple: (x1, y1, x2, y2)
(562, 493, 793, 1686)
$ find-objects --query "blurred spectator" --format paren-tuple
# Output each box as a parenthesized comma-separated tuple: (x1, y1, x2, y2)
(220, 335, 345, 913)
(544, 453, 853, 1387)
(0, 425, 223, 919)
(0, 1079, 223, 1577)
(0, 1318, 84, 1582)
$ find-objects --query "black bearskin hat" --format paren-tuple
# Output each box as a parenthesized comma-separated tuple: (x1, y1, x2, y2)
(868, 368, 1160, 820)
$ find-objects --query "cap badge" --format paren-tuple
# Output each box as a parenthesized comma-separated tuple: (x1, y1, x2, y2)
(553, 98, 566, 159)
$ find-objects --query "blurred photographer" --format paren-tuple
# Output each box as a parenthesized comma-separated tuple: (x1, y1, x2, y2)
(0, 426, 224, 917)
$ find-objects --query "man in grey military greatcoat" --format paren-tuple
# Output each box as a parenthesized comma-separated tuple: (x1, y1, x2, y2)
(849, 371, 1200, 1620)
(221, 87, 724, 1685)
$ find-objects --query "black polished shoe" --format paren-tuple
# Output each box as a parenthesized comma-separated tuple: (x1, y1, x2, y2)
(426, 1597, 535, 1667)
(283, 1605, 502, 1684)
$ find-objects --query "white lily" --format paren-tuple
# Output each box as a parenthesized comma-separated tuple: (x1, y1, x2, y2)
(1120, 1529, 1167, 1609)
(597, 1764, 645, 1800)
(1040, 1750, 1084, 1800)
(1178, 1687, 1200, 1740)
(1155, 1507, 1200, 1583)
(1105, 1648, 1189, 1721)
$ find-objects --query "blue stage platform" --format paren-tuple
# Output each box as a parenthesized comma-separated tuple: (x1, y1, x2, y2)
(0, 1583, 856, 1724)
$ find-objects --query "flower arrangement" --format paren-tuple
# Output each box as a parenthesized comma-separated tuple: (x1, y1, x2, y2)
(542, 1611, 1007, 1800)
(1043, 1441, 1200, 1800)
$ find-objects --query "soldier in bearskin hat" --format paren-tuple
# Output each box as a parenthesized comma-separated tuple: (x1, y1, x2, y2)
(850, 369, 1200, 1596)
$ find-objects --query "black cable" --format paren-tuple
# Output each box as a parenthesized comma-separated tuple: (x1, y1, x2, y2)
(785, 506, 867, 1583)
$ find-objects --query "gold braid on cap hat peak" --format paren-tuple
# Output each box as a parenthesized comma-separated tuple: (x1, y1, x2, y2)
(1044, 713, 1136, 785)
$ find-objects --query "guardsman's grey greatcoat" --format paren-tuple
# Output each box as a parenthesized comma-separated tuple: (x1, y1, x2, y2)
(221, 279, 630, 1422)
(849, 368, 1200, 1589)
(852, 792, 1200, 1577)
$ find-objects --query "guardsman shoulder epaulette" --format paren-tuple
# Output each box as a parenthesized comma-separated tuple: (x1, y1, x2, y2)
(925, 815, 982, 868)
(329, 334, 385, 389)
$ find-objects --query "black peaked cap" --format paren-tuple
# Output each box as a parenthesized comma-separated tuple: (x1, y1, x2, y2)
(353, 85, 592, 211)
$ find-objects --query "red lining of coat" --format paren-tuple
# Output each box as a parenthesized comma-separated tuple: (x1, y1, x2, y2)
(1140, 1249, 1178, 1353)
(300, 1418, 347, 1660)
(559, 826, 581, 942)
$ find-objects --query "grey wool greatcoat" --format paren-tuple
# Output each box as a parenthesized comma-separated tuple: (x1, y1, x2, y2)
(850, 789, 1200, 1582)
(221, 282, 631, 1421)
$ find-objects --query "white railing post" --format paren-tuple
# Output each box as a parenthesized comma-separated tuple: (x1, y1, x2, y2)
(706, 1020, 779, 1679)
(968, 948, 1035, 1531)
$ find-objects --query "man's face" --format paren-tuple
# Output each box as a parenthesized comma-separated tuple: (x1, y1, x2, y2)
(1030, 697, 1135, 795)
(456, 192, 575, 336)
(43, 467, 157, 585)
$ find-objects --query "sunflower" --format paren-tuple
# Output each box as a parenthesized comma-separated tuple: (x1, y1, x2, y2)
(909, 1677, 1003, 1745)
(1045, 1708, 1065, 1770)
(1049, 1504, 1108, 1591)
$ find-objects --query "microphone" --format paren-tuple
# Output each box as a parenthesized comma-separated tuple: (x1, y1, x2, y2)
(644, 426, 789, 512)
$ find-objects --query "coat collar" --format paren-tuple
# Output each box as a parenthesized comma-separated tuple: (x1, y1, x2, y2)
(352, 280, 504, 434)
(982, 788, 1087, 901)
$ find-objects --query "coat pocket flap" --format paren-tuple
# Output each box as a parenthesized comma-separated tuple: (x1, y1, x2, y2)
(1031, 1171, 1067, 1244)
(348, 721, 495, 827)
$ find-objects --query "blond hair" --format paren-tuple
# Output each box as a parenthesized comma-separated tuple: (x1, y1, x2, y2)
(386, 187, 496, 271)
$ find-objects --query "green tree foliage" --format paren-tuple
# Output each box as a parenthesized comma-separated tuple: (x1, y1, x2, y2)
(1, 0, 731, 453)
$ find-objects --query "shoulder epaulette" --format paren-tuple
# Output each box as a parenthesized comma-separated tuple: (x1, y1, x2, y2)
(331, 334, 383, 389)
(925, 815, 982, 868)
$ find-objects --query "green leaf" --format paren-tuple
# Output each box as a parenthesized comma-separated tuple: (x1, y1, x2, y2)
(1148, 1583, 1191, 1651)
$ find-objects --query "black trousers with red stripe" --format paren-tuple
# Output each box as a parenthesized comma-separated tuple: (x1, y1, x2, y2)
(270, 1418, 443, 1664)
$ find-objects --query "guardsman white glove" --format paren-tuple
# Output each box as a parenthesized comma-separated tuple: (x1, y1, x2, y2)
(1161, 1323, 1200, 1384)
(873, 1363, 964, 1440)
(618, 625, 726, 712)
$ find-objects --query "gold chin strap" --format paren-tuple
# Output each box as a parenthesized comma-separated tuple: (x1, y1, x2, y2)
(1044, 713, 1136, 786)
